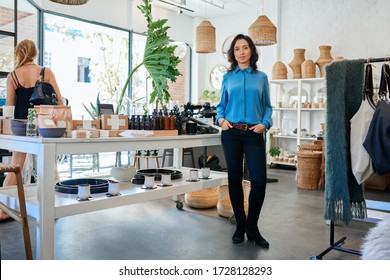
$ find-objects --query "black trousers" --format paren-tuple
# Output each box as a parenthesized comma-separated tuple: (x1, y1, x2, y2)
(221, 128, 267, 226)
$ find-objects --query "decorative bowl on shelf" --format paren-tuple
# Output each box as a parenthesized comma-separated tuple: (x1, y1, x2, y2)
(110, 165, 136, 182)
(38, 127, 66, 138)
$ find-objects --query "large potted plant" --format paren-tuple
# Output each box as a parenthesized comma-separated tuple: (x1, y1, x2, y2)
(119, 0, 181, 113)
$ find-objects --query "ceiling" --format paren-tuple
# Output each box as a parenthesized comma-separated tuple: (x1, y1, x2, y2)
(152, 0, 263, 18)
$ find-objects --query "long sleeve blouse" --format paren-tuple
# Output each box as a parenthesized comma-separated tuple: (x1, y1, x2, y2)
(215, 66, 273, 129)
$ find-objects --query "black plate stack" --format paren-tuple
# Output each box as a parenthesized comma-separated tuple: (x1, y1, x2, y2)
(55, 178, 109, 194)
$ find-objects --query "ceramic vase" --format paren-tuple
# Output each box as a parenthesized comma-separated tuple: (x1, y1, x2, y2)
(315, 45, 333, 77)
(289, 49, 306, 79)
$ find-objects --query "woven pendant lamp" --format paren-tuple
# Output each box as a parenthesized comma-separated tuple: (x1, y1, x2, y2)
(196, 20, 216, 53)
(49, 0, 88, 5)
(248, 15, 277, 46)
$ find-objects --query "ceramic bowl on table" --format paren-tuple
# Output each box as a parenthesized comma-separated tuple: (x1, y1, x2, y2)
(10, 119, 27, 136)
(38, 127, 66, 138)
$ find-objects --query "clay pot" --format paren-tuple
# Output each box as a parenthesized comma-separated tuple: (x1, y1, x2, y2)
(289, 49, 306, 79)
(301, 60, 316, 79)
(315, 46, 333, 77)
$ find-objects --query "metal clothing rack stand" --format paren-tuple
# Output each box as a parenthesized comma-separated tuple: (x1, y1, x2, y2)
(310, 57, 388, 260)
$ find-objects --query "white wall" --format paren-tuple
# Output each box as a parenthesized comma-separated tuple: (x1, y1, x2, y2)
(277, 0, 390, 81)
(37, 0, 390, 100)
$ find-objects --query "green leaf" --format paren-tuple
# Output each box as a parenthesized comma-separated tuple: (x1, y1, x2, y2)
(120, 0, 182, 111)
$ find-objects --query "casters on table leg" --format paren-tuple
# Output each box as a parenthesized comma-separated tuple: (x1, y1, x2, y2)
(176, 201, 183, 210)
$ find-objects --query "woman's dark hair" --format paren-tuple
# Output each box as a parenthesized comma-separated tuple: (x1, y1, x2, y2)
(227, 34, 258, 72)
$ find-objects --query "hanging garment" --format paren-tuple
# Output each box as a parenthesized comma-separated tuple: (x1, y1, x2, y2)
(350, 64, 375, 184)
(324, 59, 367, 225)
(363, 64, 390, 175)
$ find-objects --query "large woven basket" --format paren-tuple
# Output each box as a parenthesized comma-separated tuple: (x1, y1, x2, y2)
(185, 187, 218, 209)
(217, 180, 251, 218)
(296, 151, 322, 190)
(196, 21, 216, 53)
(299, 141, 323, 151)
(248, 15, 277, 46)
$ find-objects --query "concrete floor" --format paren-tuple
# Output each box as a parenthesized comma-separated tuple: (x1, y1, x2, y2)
(1, 167, 389, 260)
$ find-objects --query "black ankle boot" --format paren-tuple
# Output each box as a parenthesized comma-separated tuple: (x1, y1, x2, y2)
(232, 224, 246, 244)
(246, 226, 269, 248)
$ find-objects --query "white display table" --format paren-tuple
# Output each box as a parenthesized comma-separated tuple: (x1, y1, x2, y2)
(0, 134, 226, 259)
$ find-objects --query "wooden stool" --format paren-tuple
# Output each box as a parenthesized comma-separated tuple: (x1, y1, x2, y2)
(132, 155, 162, 169)
(162, 148, 195, 167)
(0, 163, 33, 260)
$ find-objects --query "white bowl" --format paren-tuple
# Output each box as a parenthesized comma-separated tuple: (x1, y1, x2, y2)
(110, 165, 136, 182)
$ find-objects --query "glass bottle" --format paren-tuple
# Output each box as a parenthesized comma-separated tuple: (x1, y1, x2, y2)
(140, 115, 147, 130)
(151, 109, 158, 130)
(163, 109, 170, 130)
(158, 109, 164, 130)
(26, 108, 37, 136)
(134, 115, 140, 130)
(169, 110, 176, 130)
(129, 115, 136, 130)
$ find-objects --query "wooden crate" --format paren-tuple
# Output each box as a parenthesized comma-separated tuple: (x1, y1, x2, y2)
(151, 130, 178, 136)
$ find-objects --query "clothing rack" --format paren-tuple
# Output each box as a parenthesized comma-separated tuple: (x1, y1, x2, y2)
(311, 57, 389, 260)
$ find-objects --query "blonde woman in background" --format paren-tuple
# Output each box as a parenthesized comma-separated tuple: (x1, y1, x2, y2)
(1, 39, 63, 222)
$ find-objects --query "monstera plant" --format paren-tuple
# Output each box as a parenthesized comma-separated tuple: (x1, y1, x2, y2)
(118, 0, 181, 113)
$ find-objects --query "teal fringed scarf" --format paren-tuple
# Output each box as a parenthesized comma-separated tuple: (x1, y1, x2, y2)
(324, 59, 367, 225)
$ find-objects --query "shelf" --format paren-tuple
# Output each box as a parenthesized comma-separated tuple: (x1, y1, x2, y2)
(269, 160, 296, 167)
(270, 78, 325, 84)
(300, 108, 326, 111)
(273, 135, 297, 139)
(269, 77, 326, 157)
(273, 107, 298, 111)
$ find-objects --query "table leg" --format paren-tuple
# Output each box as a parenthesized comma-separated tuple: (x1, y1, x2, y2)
(36, 143, 56, 259)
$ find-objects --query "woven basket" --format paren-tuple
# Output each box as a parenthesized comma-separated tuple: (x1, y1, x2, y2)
(296, 151, 322, 190)
(196, 21, 216, 53)
(301, 60, 316, 78)
(248, 15, 277, 46)
(299, 141, 323, 151)
(185, 187, 218, 209)
(217, 180, 251, 218)
(272, 61, 288, 80)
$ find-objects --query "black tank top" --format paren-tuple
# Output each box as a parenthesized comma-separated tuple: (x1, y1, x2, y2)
(10, 71, 34, 119)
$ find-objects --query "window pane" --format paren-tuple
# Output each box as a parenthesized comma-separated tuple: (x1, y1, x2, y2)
(0, 0, 15, 33)
(17, 0, 38, 42)
(0, 36, 14, 72)
(44, 13, 129, 119)
(131, 34, 190, 114)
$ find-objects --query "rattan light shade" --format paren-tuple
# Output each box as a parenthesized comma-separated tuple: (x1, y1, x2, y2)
(49, 0, 88, 5)
(248, 15, 277, 46)
(196, 20, 216, 54)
